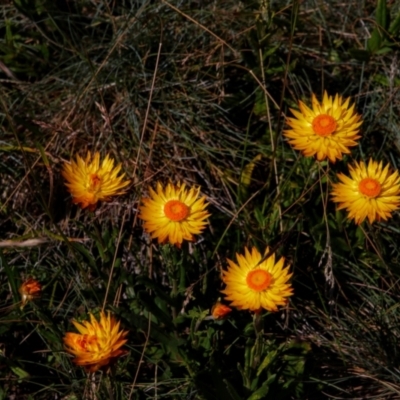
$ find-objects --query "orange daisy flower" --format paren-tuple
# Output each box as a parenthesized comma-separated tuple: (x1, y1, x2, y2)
(62, 151, 130, 211)
(331, 159, 400, 224)
(284, 91, 362, 162)
(63, 311, 128, 372)
(222, 247, 293, 312)
(139, 182, 210, 247)
(19, 278, 42, 308)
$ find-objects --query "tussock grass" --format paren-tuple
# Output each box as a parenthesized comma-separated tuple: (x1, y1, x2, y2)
(2, 0, 400, 399)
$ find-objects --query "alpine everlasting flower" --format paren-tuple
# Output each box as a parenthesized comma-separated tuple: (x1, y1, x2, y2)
(221, 247, 293, 312)
(62, 151, 130, 211)
(139, 182, 210, 247)
(211, 302, 232, 320)
(331, 159, 400, 224)
(19, 278, 41, 308)
(284, 91, 362, 162)
(63, 311, 128, 372)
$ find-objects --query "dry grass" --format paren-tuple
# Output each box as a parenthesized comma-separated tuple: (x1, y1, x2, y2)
(2, 0, 400, 399)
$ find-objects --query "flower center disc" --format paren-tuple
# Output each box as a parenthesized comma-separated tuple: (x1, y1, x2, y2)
(312, 114, 337, 137)
(77, 335, 89, 350)
(359, 178, 382, 198)
(77, 335, 97, 350)
(25, 285, 39, 295)
(164, 200, 190, 221)
(89, 173, 102, 191)
(246, 269, 272, 292)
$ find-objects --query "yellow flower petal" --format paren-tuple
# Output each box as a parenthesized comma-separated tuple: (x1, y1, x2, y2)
(63, 311, 128, 373)
(138, 182, 210, 247)
(331, 159, 400, 224)
(19, 278, 41, 307)
(62, 151, 130, 210)
(284, 91, 362, 163)
(221, 247, 293, 312)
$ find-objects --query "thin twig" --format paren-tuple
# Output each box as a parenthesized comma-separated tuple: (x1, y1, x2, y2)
(132, 42, 162, 179)
(103, 212, 127, 311)
(161, 0, 238, 55)
(128, 37, 163, 253)
(128, 316, 152, 399)
(258, 47, 283, 232)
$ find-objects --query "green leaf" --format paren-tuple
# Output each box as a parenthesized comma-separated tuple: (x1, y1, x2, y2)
(375, 46, 392, 55)
(240, 155, 262, 187)
(257, 350, 278, 376)
(121, 310, 185, 360)
(367, 29, 382, 53)
(375, 0, 388, 30)
(5, 20, 13, 45)
(223, 379, 243, 400)
(367, 0, 389, 54)
(355, 225, 365, 246)
(247, 374, 276, 400)
(349, 48, 371, 61)
(35, 141, 49, 168)
(0, 386, 7, 400)
(11, 366, 30, 379)
(262, 44, 279, 58)
(71, 243, 96, 268)
(136, 276, 179, 307)
(137, 290, 174, 328)
(1, 252, 18, 301)
(389, 12, 400, 35)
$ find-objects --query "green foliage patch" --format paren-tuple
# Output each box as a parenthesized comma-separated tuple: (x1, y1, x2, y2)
(2, 0, 400, 399)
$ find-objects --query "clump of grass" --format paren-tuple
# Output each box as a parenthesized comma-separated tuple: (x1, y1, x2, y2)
(2, 0, 400, 399)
